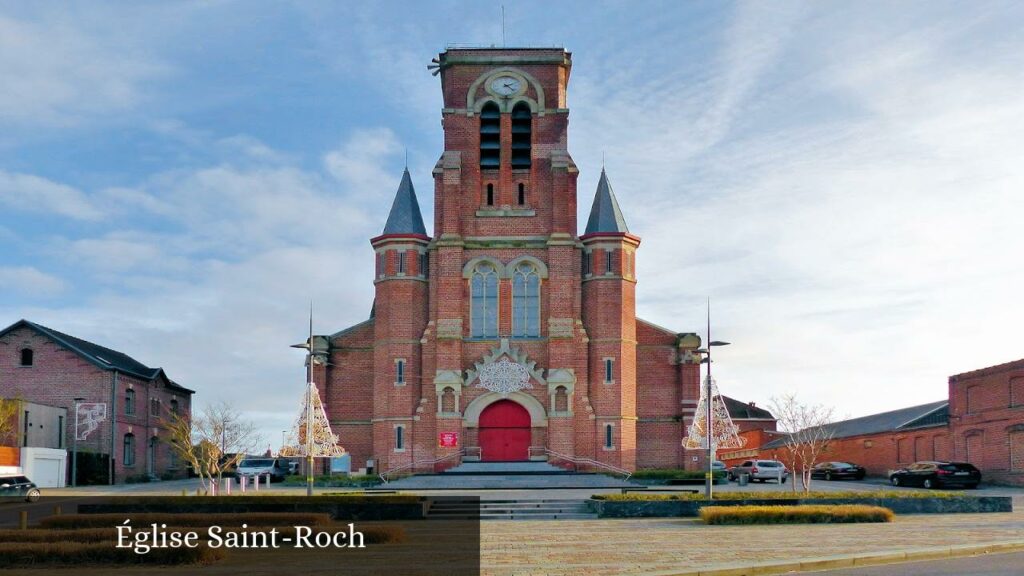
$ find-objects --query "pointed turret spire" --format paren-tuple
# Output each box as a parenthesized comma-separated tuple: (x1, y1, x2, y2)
(584, 168, 629, 235)
(381, 168, 427, 236)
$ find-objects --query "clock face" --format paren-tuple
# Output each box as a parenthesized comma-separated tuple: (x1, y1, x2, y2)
(490, 76, 522, 96)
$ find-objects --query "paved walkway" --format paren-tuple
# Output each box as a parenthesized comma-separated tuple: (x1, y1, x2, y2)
(478, 511, 1024, 575)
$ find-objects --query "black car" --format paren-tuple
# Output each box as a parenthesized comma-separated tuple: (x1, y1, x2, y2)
(889, 461, 981, 489)
(0, 475, 41, 502)
(811, 461, 866, 481)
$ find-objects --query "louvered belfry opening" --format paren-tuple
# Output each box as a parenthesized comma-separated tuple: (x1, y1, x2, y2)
(479, 102, 500, 168)
(511, 101, 532, 168)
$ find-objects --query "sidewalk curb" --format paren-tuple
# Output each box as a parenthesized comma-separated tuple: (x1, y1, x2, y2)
(652, 540, 1024, 576)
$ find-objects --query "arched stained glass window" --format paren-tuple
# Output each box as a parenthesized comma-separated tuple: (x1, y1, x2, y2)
(470, 262, 499, 338)
(512, 262, 540, 337)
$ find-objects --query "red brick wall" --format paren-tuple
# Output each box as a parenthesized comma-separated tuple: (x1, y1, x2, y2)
(949, 359, 1024, 485)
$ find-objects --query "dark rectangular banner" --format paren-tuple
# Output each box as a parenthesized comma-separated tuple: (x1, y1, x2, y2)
(0, 496, 480, 575)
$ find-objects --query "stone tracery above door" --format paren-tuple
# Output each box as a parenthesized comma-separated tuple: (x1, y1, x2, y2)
(465, 338, 546, 396)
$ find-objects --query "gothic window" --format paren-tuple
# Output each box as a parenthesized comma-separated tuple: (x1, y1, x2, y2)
(19, 348, 33, 366)
(441, 387, 456, 413)
(470, 262, 499, 338)
(480, 102, 500, 168)
(395, 425, 405, 451)
(604, 358, 614, 383)
(511, 102, 531, 168)
(377, 252, 386, 278)
(582, 251, 591, 276)
(397, 252, 406, 275)
(518, 183, 526, 205)
(419, 252, 429, 278)
(124, 433, 136, 466)
(395, 359, 406, 385)
(125, 389, 135, 415)
(554, 386, 568, 413)
(486, 183, 494, 206)
(605, 249, 614, 274)
(604, 424, 614, 448)
(512, 262, 540, 337)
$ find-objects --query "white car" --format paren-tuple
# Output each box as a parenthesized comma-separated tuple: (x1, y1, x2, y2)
(235, 458, 289, 484)
(728, 459, 789, 483)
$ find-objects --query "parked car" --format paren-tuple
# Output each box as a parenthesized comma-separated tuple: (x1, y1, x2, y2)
(811, 461, 867, 481)
(235, 457, 289, 484)
(711, 460, 726, 471)
(0, 475, 41, 502)
(889, 461, 981, 489)
(728, 460, 789, 483)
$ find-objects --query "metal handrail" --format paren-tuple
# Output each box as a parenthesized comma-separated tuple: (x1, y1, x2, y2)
(541, 448, 632, 480)
(379, 449, 465, 483)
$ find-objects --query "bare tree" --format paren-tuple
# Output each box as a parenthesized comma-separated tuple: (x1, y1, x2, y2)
(769, 393, 836, 493)
(163, 401, 262, 494)
(0, 398, 19, 446)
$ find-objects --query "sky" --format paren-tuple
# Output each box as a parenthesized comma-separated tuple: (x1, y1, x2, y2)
(1, 1, 1023, 445)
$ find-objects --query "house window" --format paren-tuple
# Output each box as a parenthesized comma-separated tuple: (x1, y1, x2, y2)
(395, 425, 405, 451)
(479, 102, 500, 168)
(125, 389, 135, 415)
(511, 262, 540, 337)
(150, 398, 160, 416)
(605, 250, 614, 274)
(604, 424, 614, 449)
(395, 359, 406, 385)
(124, 433, 136, 466)
(169, 443, 178, 468)
(419, 252, 429, 278)
(486, 183, 494, 206)
(470, 262, 499, 338)
(170, 399, 179, 415)
(604, 358, 614, 383)
(511, 102, 531, 168)
(19, 348, 33, 366)
(518, 183, 526, 205)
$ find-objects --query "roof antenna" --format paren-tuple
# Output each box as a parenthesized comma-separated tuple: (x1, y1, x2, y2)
(501, 5, 506, 47)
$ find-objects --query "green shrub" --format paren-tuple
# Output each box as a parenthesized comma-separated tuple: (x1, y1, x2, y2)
(592, 489, 962, 501)
(282, 474, 382, 487)
(0, 542, 226, 566)
(40, 512, 333, 530)
(699, 504, 894, 524)
(124, 474, 152, 484)
(631, 469, 727, 480)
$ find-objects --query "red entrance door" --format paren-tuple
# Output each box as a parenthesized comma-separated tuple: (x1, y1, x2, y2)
(478, 400, 531, 461)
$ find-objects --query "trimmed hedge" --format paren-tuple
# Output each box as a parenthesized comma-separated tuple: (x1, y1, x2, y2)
(0, 542, 226, 567)
(40, 512, 334, 529)
(593, 490, 961, 501)
(700, 504, 894, 525)
(631, 469, 727, 480)
(283, 474, 383, 487)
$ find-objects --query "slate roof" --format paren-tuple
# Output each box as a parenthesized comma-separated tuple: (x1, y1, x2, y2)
(760, 400, 948, 450)
(584, 168, 629, 234)
(0, 319, 194, 393)
(381, 168, 427, 236)
(721, 395, 775, 420)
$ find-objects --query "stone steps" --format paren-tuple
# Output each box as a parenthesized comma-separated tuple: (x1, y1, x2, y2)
(427, 498, 596, 521)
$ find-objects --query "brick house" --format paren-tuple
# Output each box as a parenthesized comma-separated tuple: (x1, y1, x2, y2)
(948, 358, 1024, 485)
(310, 47, 775, 475)
(0, 320, 193, 484)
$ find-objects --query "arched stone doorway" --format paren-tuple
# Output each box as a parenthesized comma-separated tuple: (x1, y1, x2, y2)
(478, 399, 531, 461)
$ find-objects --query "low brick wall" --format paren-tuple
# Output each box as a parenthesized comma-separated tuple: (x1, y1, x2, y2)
(588, 496, 1012, 518)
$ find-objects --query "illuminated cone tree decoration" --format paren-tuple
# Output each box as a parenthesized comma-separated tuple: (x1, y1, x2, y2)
(280, 381, 346, 458)
(684, 375, 746, 451)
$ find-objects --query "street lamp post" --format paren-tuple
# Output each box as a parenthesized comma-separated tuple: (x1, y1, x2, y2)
(700, 304, 730, 499)
(71, 397, 84, 487)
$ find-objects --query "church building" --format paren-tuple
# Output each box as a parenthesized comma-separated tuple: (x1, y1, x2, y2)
(311, 48, 765, 475)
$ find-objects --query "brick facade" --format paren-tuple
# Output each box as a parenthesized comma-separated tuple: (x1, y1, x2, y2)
(0, 320, 193, 484)
(949, 359, 1024, 486)
(318, 48, 753, 474)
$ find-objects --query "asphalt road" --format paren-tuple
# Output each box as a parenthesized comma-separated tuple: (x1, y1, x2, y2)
(808, 551, 1024, 575)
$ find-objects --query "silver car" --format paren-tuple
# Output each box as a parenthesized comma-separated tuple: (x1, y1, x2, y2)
(728, 459, 789, 483)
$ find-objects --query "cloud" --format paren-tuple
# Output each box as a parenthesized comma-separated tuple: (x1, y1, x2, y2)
(0, 170, 104, 220)
(0, 266, 67, 297)
(0, 13, 168, 126)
